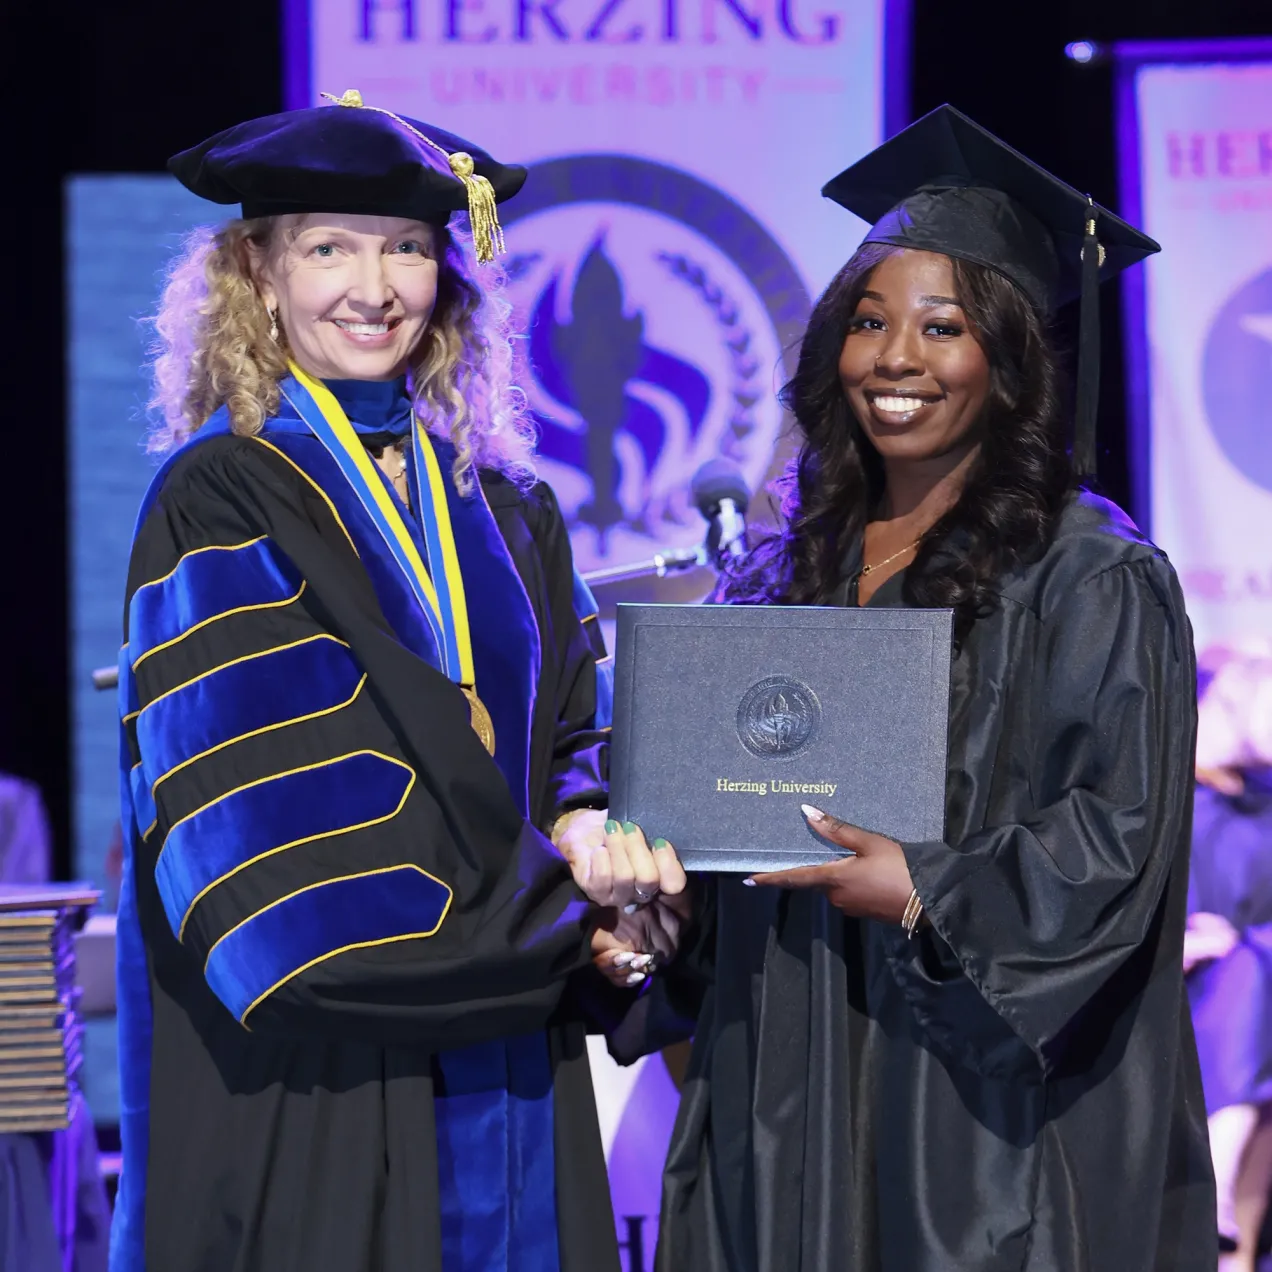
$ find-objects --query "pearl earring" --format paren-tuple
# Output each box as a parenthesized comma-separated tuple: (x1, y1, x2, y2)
(267, 308, 279, 343)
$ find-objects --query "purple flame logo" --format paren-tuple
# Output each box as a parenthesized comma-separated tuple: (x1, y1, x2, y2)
(525, 234, 711, 552)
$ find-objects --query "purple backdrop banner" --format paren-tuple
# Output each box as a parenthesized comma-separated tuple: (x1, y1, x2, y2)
(295, 0, 899, 586)
(1116, 38, 1272, 658)
(294, 3, 901, 1265)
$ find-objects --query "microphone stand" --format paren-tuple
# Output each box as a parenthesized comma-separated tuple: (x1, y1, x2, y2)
(581, 546, 708, 588)
(582, 497, 746, 590)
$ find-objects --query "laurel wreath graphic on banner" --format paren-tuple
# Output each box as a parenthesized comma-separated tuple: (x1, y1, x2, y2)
(656, 251, 762, 466)
(509, 242, 767, 535)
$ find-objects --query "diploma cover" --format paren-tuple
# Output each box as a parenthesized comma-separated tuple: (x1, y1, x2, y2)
(609, 603, 953, 872)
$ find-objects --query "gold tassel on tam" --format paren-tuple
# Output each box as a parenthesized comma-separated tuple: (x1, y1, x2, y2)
(446, 152, 505, 265)
(320, 89, 508, 264)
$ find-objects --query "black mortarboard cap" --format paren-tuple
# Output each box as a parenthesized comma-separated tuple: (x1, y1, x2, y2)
(168, 90, 526, 264)
(821, 104, 1161, 474)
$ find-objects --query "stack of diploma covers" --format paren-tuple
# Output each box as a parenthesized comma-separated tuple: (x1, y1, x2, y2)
(0, 883, 100, 1132)
(610, 605, 953, 872)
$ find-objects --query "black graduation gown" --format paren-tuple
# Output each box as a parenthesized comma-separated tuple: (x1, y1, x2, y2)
(112, 421, 619, 1272)
(647, 492, 1216, 1272)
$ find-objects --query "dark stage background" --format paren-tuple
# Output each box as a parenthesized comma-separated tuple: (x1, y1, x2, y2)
(9, 0, 1269, 880)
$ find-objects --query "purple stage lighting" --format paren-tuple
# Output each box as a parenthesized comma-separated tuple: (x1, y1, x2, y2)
(1065, 40, 1101, 65)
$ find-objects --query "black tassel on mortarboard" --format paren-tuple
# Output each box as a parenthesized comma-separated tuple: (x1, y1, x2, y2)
(1073, 200, 1103, 479)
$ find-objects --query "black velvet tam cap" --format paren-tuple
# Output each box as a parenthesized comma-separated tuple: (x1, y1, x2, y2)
(821, 104, 1158, 312)
(168, 90, 526, 261)
(821, 104, 1160, 475)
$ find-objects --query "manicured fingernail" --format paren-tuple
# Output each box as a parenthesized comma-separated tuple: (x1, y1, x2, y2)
(621, 821, 637, 834)
(625, 972, 646, 986)
(653, 838, 670, 850)
(613, 952, 636, 967)
(623, 903, 638, 915)
(742, 877, 756, 887)
(605, 819, 620, 834)
(801, 804, 826, 823)
(631, 954, 654, 970)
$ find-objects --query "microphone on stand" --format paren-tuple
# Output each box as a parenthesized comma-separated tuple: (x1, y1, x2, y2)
(690, 459, 750, 568)
(577, 545, 707, 588)
(574, 460, 754, 589)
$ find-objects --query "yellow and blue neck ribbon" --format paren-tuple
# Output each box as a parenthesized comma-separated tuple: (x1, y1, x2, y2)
(280, 364, 474, 694)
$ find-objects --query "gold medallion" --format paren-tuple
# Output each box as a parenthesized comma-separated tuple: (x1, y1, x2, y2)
(462, 685, 496, 755)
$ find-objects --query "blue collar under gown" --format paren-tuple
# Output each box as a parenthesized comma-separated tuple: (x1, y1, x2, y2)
(111, 376, 612, 1272)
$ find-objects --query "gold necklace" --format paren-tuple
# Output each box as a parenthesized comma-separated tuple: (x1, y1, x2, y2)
(859, 537, 923, 577)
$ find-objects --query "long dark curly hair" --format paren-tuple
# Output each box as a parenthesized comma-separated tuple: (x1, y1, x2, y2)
(723, 243, 1075, 637)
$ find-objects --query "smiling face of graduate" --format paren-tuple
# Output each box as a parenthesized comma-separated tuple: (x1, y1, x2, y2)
(252, 213, 440, 382)
(837, 249, 992, 470)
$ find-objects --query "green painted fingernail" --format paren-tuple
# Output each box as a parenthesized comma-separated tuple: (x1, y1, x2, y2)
(621, 821, 637, 834)
(605, 819, 620, 834)
(653, 838, 669, 850)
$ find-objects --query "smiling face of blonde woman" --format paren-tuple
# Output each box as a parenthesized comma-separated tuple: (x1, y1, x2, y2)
(252, 213, 441, 382)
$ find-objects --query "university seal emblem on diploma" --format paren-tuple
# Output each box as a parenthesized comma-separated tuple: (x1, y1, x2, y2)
(736, 676, 821, 759)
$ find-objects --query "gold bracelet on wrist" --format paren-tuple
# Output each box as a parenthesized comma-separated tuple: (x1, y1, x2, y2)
(901, 887, 924, 940)
(900, 891, 916, 931)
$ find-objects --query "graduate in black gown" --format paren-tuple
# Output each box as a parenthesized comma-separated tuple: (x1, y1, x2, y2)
(644, 106, 1215, 1271)
(111, 92, 685, 1272)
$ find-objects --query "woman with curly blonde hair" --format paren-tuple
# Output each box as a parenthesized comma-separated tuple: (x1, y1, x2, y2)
(147, 214, 532, 484)
(111, 94, 686, 1272)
